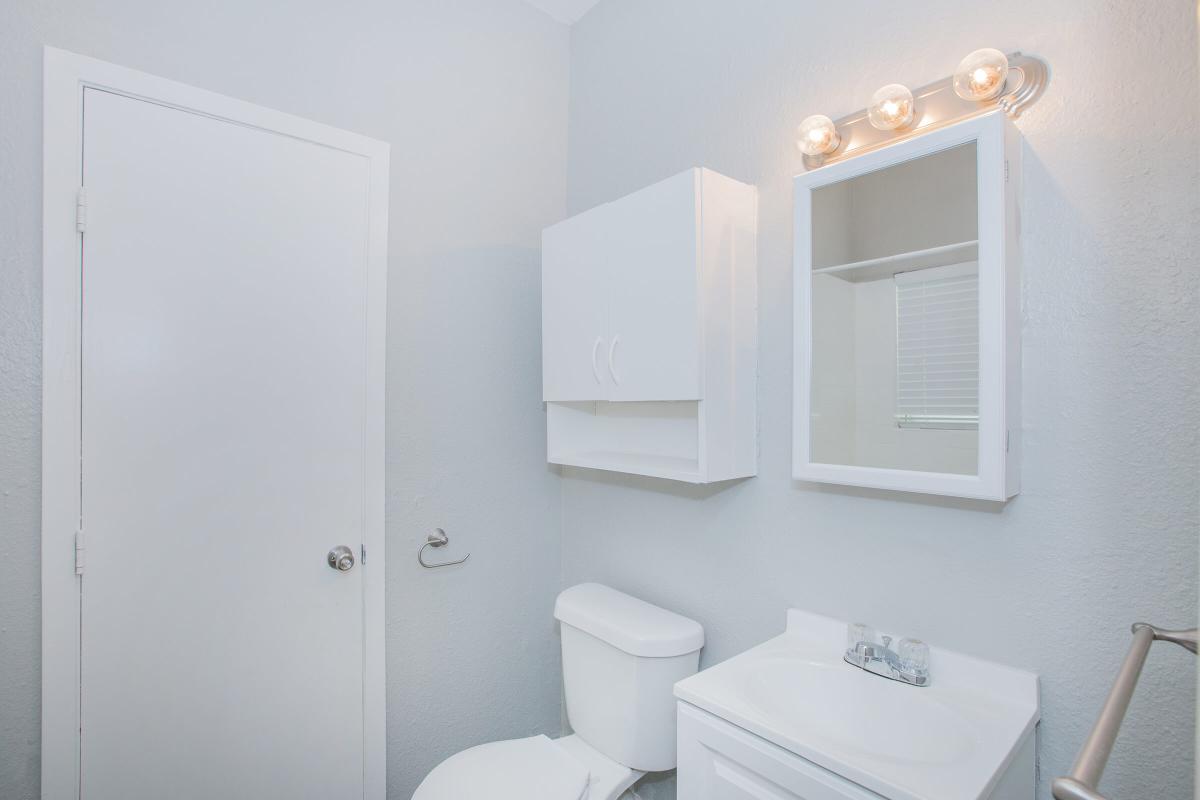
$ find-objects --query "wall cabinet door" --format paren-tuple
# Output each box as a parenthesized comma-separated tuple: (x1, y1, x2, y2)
(543, 204, 611, 401)
(605, 170, 701, 401)
(677, 703, 886, 800)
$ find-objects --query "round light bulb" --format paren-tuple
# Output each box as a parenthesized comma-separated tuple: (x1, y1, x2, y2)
(867, 84, 915, 130)
(796, 114, 840, 156)
(953, 48, 1009, 101)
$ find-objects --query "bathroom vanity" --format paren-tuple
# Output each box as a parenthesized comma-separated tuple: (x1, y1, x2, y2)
(674, 610, 1039, 799)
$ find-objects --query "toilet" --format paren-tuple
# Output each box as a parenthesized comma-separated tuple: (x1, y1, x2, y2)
(413, 583, 705, 800)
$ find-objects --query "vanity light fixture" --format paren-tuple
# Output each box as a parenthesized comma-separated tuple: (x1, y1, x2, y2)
(867, 84, 915, 130)
(796, 114, 841, 156)
(794, 50, 1047, 170)
(953, 48, 1010, 101)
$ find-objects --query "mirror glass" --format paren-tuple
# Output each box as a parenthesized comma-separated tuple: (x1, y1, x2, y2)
(809, 143, 979, 475)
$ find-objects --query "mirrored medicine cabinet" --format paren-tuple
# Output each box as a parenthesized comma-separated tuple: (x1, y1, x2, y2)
(793, 112, 1020, 501)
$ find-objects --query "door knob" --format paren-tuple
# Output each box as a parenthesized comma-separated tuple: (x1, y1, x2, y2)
(327, 545, 356, 572)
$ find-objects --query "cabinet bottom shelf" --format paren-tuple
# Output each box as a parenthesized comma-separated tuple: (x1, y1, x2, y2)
(547, 400, 706, 483)
(549, 450, 703, 483)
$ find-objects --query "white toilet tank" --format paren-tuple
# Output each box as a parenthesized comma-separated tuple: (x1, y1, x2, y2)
(554, 583, 704, 773)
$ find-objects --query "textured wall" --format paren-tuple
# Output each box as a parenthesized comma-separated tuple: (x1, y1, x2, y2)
(0, 2, 568, 798)
(563, 2, 1199, 798)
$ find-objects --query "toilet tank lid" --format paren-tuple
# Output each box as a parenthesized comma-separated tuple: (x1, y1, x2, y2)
(554, 583, 704, 658)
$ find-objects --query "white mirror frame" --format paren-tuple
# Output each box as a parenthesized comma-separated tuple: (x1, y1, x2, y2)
(792, 112, 1021, 501)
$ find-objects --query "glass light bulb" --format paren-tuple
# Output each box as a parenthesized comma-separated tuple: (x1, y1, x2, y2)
(867, 84, 915, 130)
(953, 48, 1009, 101)
(796, 114, 840, 156)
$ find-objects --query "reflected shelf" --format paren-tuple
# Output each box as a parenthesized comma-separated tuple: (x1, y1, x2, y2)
(813, 239, 978, 283)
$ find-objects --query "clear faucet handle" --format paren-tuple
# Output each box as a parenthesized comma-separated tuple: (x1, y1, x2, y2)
(898, 638, 930, 673)
(846, 623, 876, 652)
(881, 635, 893, 649)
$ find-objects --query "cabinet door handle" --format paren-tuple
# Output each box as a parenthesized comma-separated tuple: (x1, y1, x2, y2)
(591, 337, 604, 384)
(607, 335, 621, 386)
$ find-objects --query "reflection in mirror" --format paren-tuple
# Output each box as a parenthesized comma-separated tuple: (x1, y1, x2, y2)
(810, 143, 979, 475)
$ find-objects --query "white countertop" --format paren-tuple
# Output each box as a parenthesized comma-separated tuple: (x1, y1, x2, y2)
(674, 609, 1039, 800)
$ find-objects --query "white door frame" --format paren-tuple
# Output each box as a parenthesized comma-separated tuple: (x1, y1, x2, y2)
(41, 47, 389, 800)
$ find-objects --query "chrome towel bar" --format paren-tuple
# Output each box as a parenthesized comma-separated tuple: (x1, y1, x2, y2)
(1052, 623, 1197, 800)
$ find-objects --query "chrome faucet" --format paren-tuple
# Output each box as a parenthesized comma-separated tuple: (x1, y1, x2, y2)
(843, 625, 930, 687)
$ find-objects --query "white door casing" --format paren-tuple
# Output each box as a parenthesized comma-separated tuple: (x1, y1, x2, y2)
(42, 48, 389, 800)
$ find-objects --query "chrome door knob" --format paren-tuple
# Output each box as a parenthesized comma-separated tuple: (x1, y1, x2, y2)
(327, 545, 355, 572)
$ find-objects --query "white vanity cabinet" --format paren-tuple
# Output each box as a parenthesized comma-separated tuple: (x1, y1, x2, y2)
(678, 703, 887, 800)
(678, 703, 1036, 800)
(542, 168, 757, 483)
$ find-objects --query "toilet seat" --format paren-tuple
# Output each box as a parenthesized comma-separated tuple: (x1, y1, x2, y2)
(412, 735, 590, 800)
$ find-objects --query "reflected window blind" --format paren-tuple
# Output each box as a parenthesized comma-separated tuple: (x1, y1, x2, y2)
(894, 261, 979, 430)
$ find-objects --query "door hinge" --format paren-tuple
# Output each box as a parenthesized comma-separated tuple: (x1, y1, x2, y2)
(361, 544, 366, 565)
(1004, 159, 1009, 184)
(1006, 429, 1011, 453)
(75, 187, 88, 233)
(75, 530, 85, 575)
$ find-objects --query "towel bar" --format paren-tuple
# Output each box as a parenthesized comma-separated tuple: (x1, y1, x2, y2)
(1051, 623, 1197, 800)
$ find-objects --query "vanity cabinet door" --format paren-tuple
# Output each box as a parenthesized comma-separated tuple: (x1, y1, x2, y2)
(677, 703, 886, 800)
(604, 169, 702, 401)
(542, 204, 612, 401)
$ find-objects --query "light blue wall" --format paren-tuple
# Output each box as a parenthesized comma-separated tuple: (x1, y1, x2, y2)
(562, 2, 1199, 798)
(0, 2, 569, 798)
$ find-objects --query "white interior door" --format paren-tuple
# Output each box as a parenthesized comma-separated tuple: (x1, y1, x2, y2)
(78, 87, 372, 800)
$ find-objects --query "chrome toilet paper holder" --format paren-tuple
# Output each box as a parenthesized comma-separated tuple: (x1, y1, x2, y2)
(417, 528, 470, 569)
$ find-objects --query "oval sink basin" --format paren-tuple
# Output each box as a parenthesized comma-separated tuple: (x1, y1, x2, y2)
(741, 653, 975, 765)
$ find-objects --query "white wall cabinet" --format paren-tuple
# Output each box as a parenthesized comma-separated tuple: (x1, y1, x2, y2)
(542, 167, 757, 483)
(793, 112, 1021, 501)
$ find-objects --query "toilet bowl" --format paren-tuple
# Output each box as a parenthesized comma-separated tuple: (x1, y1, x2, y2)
(413, 584, 704, 800)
